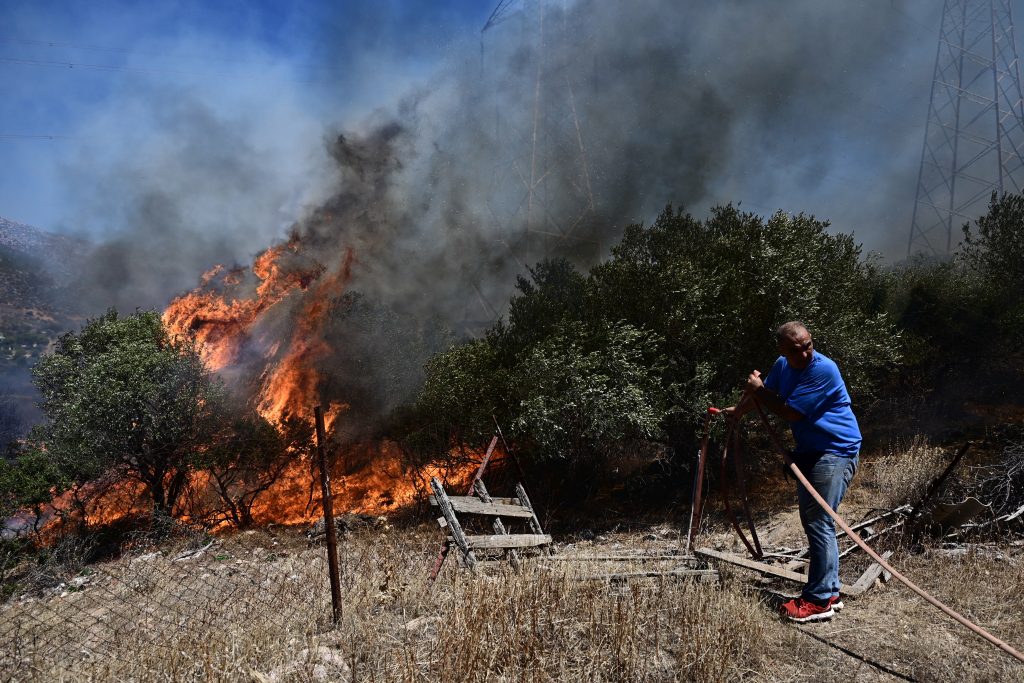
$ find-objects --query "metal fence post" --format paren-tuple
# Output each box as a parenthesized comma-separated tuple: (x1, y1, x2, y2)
(314, 405, 342, 624)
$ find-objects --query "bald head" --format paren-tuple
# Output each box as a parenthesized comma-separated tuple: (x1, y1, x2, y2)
(776, 321, 814, 369)
(775, 321, 809, 343)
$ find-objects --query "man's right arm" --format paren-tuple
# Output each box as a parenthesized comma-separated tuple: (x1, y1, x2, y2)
(724, 370, 765, 418)
(724, 362, 804, 422)
(752, 385, 804, 422)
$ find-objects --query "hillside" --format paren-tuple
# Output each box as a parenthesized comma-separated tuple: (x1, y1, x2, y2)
(2, 488, 1021, 681)
(0, 217, 87, 444)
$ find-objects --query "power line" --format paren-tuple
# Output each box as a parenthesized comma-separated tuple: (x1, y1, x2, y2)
(482, 0, 521, 33)
(0, 35, 339, 76)
(0, 55, 338, 85)
(0, 36, 137, 56)
(0, 134, 72, 140)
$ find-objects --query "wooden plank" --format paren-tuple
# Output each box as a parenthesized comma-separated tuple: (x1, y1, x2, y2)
(462, 533, 552, 550)
(431, 477, 477, 568)
(835, 505, 910, 541)
(784, 559, 808, 572)
(454, 497, 535, 518)
(430, 499, 524, 509)
(783, 546, 810, 572)
(849, 551, 893, 595)
(580, 568, 718, 581)
(760, 551, 808, 561)
(696, 548, 808, 582)
(515, 482, 544, 535)
(695, 548, 864, 597)
(475, 478, 520, 571)
(839, 521, 903, 558)
(1003, 504, 1024, 522)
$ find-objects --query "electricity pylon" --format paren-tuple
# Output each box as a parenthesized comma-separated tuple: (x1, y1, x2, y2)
(482, 0, 598, 269)
(458, 0, 597, 335)
(909, 0, 1024, 258)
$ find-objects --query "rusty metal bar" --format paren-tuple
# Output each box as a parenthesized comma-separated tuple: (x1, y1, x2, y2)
(685, 408, 716, 553)
(730, 428, 763, 557)
(719, 420, 762, 559)
(314, 405, 342, 624)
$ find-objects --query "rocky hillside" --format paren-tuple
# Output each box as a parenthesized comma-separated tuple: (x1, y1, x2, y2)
(0, 217, 86, 288)
(0, 217, 87, 445)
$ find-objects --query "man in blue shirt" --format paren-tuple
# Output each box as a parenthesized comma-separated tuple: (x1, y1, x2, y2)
(727, 321, 861, 623)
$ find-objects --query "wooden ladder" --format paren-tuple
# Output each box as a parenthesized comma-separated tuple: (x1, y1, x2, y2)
(430, 476, 550, 570)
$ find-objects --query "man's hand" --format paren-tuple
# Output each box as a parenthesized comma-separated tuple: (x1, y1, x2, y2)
(744, 370, 763, 393)
(723, 370, 763, 420)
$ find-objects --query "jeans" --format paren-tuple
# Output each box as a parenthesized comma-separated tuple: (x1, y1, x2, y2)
(794, 451, 858, 603)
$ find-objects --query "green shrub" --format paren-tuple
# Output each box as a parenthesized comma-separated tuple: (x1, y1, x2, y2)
(26, 309, 223, 516)
(405, 204, 901, 469)
(511, 321, 667, 463)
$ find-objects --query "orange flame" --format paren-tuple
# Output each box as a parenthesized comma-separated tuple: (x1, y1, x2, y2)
(255, 249, 355, 424)
(40, 442, 488, 532)
(243, 441, 488, 526)
(155, 235, 472, 529)
(162, 237, 350, 424)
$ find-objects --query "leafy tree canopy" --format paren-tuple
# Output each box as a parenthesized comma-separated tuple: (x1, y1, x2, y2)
(961, 192, 1024, 346)
(28, 309, 223, 515)
(404, 204, 902, 469)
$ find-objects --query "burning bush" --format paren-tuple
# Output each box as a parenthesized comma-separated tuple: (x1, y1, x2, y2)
(193, 413, 314, 529)
(1, 310, 317, 535)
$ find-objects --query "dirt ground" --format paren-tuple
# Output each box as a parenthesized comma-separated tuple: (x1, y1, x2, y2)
(564, 517, 1024, 682)
(3, 447, 1023, 682)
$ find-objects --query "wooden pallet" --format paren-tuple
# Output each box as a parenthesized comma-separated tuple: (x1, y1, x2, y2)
(430, 476, 550, 569)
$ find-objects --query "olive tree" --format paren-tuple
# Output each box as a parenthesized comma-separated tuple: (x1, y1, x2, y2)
(29, 309, 222, 516)
(406, 204, 902, 470)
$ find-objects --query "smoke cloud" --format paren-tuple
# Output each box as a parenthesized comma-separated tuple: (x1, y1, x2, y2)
(272, 0, 936, 323)
(59, 0, 943, 425)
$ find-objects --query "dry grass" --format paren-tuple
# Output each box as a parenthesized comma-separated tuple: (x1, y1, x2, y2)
(1, 527, 772, 682)
(3, 523, 1022, 682)
(870, 437, 950, 509)
(758, 547, 1024, 683)
(4, 433, 1024, 682)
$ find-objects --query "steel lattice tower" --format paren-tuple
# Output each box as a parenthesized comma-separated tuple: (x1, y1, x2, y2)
(909, 0, 1024, 258)
(482, 0, 598, 268)
(456, 0, 597, 334)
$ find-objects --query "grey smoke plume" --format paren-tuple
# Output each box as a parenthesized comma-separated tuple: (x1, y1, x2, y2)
(62, 0, 941, 422)
(283, 0, 936, 319)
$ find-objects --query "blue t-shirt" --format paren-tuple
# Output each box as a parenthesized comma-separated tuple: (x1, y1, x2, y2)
(763, 352, 861, 457)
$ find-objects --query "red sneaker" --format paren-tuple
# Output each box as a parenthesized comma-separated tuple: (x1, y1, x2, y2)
(780, 597, 835, 623)
(828, 595, 844, 611)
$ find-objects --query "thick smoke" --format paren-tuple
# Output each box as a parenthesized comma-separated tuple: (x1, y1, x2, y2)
(62, 0, 942, 426)
(61, 72, 336, 314)
(278, 0, 936, 322)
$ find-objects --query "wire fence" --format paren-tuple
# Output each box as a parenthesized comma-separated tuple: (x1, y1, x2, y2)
(0, 520, 334, 681)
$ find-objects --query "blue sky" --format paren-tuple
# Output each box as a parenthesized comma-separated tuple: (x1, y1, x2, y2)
(2, 0, 1008, 265)
(0, 0, 493, 232)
